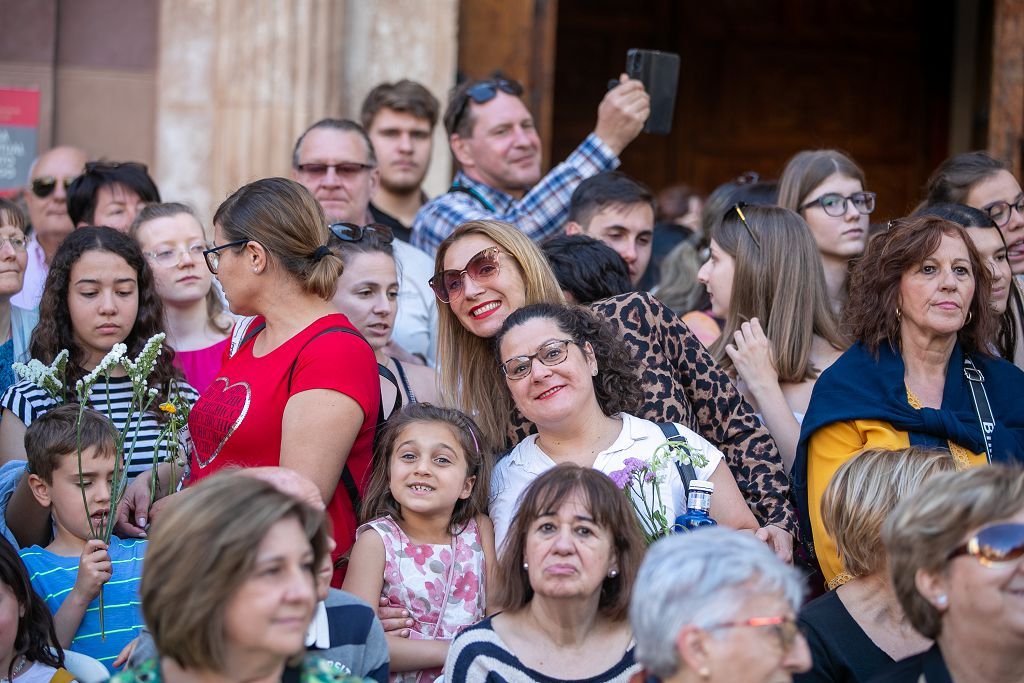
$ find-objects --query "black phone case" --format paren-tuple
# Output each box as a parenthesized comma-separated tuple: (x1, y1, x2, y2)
(626, 48, 680, 135)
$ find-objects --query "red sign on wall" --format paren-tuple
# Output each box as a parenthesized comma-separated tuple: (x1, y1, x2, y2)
(0, 88, 41, 197)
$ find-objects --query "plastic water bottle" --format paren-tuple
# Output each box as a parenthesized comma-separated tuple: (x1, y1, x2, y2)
(673, 480, 718, 532)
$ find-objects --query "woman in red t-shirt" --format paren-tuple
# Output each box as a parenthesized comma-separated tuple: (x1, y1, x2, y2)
(120, 177, 379, 584)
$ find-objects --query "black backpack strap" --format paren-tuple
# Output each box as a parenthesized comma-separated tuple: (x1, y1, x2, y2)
(287, 325, 397, 524)
(657, 422, 696, 494)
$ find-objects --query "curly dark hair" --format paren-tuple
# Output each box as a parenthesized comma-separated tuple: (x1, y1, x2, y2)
(0, 536, 65, 676)
(495, 303, 643, 417)
(845, 215, 997, 356)
(30, 226, 181, 401)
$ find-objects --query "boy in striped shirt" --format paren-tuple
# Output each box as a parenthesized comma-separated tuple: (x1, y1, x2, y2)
(18, 404, 146, 672)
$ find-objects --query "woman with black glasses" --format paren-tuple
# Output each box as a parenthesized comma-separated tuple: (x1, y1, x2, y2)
(120, 178, 380, 588)
(778, 150, 876, 316)
(926, 151, 1024, 369)
(873, 465, 1024, 683)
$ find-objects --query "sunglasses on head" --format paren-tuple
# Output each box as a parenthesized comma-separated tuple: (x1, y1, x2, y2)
(30, 175, 79, 199)
(328, 222, 394, 244)
(947, 522, 1024, 568)
(428, 246, 502, 303)
(451, 79, 523, 133)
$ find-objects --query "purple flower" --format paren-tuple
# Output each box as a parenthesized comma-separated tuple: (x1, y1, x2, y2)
(644, 470, 657, 483)
(623, 457, 648, 474)
(607, 468, 631, 489)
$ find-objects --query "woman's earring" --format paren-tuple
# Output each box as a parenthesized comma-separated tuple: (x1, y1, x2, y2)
(522, 562, 529, 571)
(608, 568, 618, 578)
(965, 310, 973, 324)
(936, 594, 948, 608)
(895, 307, 901, 321)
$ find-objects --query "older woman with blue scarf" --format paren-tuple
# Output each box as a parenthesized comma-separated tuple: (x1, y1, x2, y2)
(793, 215, 1024, 589)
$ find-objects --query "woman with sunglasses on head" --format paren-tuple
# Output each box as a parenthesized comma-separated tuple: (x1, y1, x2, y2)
(131, 203, 233, 392)
(328, 221, 438, 413)
(871, 465, 1024, 683)
(779, 150, 875, 316)
(428, 220, 795, 560)
(793, 215, 1024, 591)
(0, 199, 39, 397)
(0, 226, 199, 547)
(697, 205, 846, 472)
(119, 178, 379, 587)
(925, 152, 1024, 368)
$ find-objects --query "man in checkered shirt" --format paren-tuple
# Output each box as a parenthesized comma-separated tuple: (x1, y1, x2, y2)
(411, 74, 650, 254)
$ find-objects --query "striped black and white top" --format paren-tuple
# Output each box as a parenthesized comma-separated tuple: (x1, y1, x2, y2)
(2, 375, 199, 481)
(444, 616, 640, 683)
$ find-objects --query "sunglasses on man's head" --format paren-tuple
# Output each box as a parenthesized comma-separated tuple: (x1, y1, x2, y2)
(428, 246, 502, 303)
(450, 79, 523, 134)
(329, 222, 394, 244)
(30, 175, 79, 199)
(947, 522, 1024, 568)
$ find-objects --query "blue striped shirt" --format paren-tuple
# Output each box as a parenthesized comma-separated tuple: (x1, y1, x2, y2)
(20, 537, 146, 672)
(410, 134, 619, 255)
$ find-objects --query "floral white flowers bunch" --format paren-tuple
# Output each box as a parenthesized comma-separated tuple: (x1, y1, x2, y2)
(12, 349, 69, 402)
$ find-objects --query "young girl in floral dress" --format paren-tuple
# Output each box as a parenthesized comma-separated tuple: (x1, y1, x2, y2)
(343, 404, 496, 682)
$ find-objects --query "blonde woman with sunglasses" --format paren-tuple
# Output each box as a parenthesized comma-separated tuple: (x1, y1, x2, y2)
(875, 465, 1024, 683)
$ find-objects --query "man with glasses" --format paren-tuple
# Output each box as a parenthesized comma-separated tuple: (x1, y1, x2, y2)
(13, 146, 87, 309)
(360, 80, 440, 243)
(292, 119, 437, 364)
(67, 161, 161, 233)
(411, 74, 650, 254)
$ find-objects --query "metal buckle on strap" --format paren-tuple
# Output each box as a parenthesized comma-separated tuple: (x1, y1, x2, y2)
(964, 366, 985, 382)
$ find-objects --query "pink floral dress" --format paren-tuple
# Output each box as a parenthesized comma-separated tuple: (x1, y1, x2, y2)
(357, 515, 487, 683)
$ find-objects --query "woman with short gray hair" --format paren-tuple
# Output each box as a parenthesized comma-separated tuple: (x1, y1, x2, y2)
(630, 528, 810, 682)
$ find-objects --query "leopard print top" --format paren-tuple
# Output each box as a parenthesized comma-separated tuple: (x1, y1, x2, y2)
(509, 291, 796, 533)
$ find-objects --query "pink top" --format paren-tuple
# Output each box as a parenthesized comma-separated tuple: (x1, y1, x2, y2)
(172, 337, 229, 392)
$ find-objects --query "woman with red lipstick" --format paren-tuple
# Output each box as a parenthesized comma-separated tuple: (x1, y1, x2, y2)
(926, 151, 1024, 368)
(793, 216, 1024, 590)
(779, 149, 875, 317)
(329, 223, 438, 412)
(0, 226, 198, 547)
(132, 203, 233, 392)
(430, 220, 796, 561)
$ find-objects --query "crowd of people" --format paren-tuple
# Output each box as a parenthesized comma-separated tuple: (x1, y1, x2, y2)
(0, 69, 1021, 683)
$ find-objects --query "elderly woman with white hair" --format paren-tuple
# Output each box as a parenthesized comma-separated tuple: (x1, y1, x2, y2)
(630, 528, 811, 683)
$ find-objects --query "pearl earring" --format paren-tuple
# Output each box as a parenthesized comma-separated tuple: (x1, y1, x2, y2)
(522, 562, 529, 570)
(936, 594, 948, 607)
(608, 568, 618, 578)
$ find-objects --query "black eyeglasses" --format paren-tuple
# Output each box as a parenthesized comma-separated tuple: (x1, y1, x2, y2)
(295, 162, 375, 177)
(450, 79, 523, 134)
(328, 222, 394, 244)
(203, 240, 249, 274)
(84, 160, 149, 175)
(983, 197, 1024, 227)
(729, 203, 761, 248)
(800, 191, 877, 217)
(30, 175, 79, 198)
(500, 339, 577, 380)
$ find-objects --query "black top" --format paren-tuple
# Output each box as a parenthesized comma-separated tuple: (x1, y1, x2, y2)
(796, 589, 894, 683)
(369, 202, 413, 243)
(867, 644, 953, 683)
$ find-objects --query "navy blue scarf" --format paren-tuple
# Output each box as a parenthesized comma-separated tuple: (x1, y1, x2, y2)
(792, 340, 1024, 547)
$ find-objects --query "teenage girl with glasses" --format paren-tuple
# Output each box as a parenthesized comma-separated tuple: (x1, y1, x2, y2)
(778, 150, 876, 317)
(131, 203, 233, 392)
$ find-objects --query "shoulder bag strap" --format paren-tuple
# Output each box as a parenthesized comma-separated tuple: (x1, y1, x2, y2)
(963, 356, 994, 464)
(286, 325, 399, 546)
(657, 422, 696, 494)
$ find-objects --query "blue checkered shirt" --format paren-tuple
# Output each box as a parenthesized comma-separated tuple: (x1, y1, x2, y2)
(411, 133, 619, 254)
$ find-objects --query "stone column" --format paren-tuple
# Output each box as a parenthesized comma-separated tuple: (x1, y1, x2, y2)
(155, 0, 457, 224)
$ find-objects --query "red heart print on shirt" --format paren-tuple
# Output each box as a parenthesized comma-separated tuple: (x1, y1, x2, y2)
(190, 377, 251, 468)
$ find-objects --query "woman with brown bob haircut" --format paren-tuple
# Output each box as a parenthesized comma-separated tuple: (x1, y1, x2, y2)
(444, 464, 645, 682)
(793, 215, 1024, 589)
(111, 472, 363, 682)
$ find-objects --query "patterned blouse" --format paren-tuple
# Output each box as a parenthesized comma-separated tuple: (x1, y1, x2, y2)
(109, 655, 367, 682)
